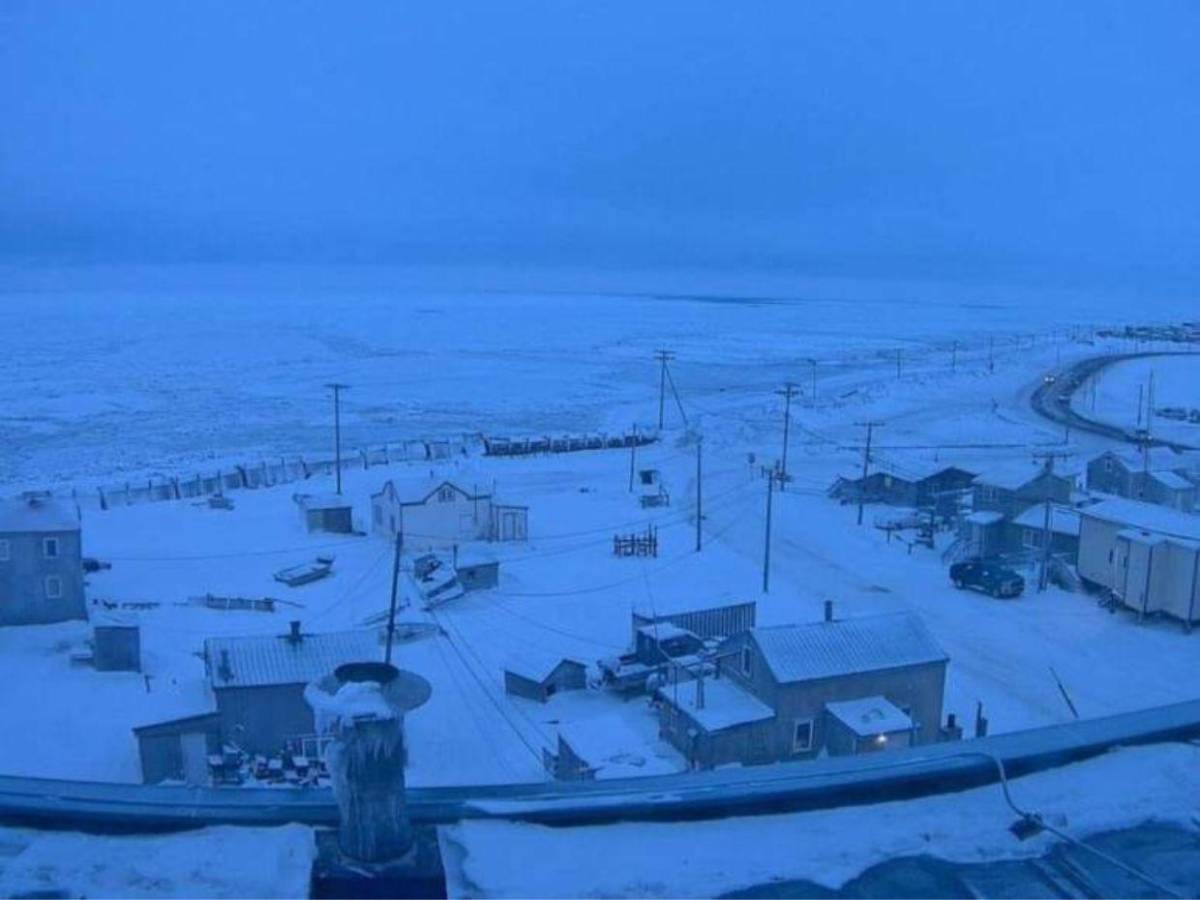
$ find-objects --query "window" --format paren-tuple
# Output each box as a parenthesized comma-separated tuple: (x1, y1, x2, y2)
(43, 537, 59, 558)
(741, 647, 752, 676)
(0, 539, 9, 562)
(45, 576, 63, 599)
(792, 719, 814, 752)
(438, 487, 455, 503)
(1022, 529, 1041, 549)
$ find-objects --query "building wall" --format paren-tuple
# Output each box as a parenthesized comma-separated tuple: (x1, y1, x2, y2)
(1087, 456, 1136, 497)
(404, 493, 493, 548)
(94, 625, 141, 671)
(0, 528, 86, 626)
(504, 662, 586, 702)
(1011, 523, 1080, 564)
(306, 507, 353, 534)
(632, 602, 757, 643)
(973, 472, 1072, 520)
(134, 714, 221, 784)
(491, 504, 528, 542)
(656, 700, 776, 769)
(824, 718, 913, 757)
(214, 683, 315, 755)
(714, 633, 945, 764)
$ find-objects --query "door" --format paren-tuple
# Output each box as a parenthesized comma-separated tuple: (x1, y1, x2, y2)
(501, 511, 519, 541)
(180, 731, 210, 786)
(1121, 539, 1155, 614)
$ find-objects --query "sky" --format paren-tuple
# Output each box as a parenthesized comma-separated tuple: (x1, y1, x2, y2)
(1, 2, 1198, 286)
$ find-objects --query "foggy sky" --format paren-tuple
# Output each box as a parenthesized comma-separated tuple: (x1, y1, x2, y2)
(2, 2, 1198, 284)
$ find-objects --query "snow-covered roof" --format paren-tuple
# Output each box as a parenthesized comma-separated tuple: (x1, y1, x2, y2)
(658, 677, 774, 732)
(294, 493, 351, 511)
(749, 612, 948, 685)
(964, 510, 1004, 525)
(375, 477, 492, 506)
(0, 495, 80, 534)
(1116, 528, 1168, 547)
(205, 628, 383, 688)
(1098, 446, 1187, 472)
(972, 463, 1049, 491)
(504, 650, 584, 685)
(1012, 504, 1082, 537)
(1150, 470, 1194, 491)
(558, 713, 660, 770)
(1080, 497, 1200, 542)
(825, 696, 913, 737)
(637, 622, 697, 643)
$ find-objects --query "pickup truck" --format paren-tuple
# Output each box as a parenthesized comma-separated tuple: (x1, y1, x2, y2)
(949, 560, 1025, 598)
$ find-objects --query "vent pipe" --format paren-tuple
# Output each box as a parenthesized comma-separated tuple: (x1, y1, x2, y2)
(289, 620, 302, 644)
(824, 600, 835, 622)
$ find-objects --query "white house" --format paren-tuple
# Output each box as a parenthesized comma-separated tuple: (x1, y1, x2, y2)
(370, 479, 528, 549)
(1077, 497, 1200, 625)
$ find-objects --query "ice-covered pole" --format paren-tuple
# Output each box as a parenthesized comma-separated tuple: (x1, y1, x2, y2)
(305, 660, 431, 863)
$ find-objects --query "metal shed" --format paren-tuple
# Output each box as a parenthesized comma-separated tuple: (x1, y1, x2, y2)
(93, 613, 141, 672)
(132, 712, 221, 785)
(293, 493, 354, 534)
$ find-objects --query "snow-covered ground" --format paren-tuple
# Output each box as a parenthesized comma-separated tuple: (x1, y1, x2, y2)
(0, 823, 314, 899)
(442, 742, 1200, 897)
(1073, 353, 1200, 447)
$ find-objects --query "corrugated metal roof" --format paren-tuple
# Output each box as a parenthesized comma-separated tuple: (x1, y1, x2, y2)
(0, 496, 80, 534)
(504, 651, 584, 684)
(205, 628, 384, 689)
(750, 612, 948, 684)
(825, 696, 912, 737)
(1081, 497, 1200, 542)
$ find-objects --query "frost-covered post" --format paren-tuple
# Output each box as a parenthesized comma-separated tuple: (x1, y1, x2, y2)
(305, 661, 431, 863)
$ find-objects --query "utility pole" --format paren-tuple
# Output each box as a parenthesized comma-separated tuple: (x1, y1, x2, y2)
(988, 336, 995, 374)
(776, 382, 800, 491)
(762, 468, 774, 593)
(1136, 384, 1144, 429)
(895, 349, 902, 380)
(384, 529, 403, 664)
(951, 340, 959, 372)
(654, 349, 676, 430)
(1033, 450, 1071, 592)
(855, 421, 883, 526)
(326, 383, 349, 495)
(802, 357, 818, 401)
(628, 425, 637, 492)
(695, 436, 703, 552)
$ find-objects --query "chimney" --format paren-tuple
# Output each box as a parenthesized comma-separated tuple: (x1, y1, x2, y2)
(289, 620, 303, 644)
(824, 600, 835, 623)
(218, 649, 233, 683)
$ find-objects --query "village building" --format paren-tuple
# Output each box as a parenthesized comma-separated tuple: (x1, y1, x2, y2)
(1087, 448, 1200, 513)
(132, 711, 222, 785)
(550, 714, 679, 780)
(455, 547, 500, 592)
(293, 493, 354, 534)
(630, 597, 756, 643)
(1076, 498, 1200, 626)
(202, 623, 385, 755)
(829, 464, 977, 513)
(503, 652, 588, 703)
(370, 478, 528, 548)
(824, 696, 917, 755)
(1009, 504, 1082, 564)
(971, 464, 1075, 519)
(92, 612, 142, 672)
(0, 493, 86, 626)
(655, 611, 949, 769)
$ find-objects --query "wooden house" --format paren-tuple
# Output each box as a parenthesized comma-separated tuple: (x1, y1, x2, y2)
(655, 612, 948, 769)
(371, 478, 528, 548)
(0, 494, 86, 626)
(1087, 448, 1200, 512)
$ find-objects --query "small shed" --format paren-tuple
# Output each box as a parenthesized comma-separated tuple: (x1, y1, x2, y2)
(503, 652, 588, 702)
(553, 714, 673, 780)
(455, 548, 500, 592)
(824, 696, 914, 756)
(1011, 504, 1082, 563)
(294, 493, 354, 534)
(631, 597, 756, 642)
(93, 612, 141, 672)
(132, 711, 221, 785)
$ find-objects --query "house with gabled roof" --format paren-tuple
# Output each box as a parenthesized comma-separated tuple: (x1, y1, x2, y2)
(1087, 448, 1199, 513)
(370, 477, 528, 549)
(0, 493, 86, 626)
(655, 611, 949, 769)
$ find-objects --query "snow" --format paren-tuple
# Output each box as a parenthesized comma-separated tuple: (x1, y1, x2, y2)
(557, 713, 680, 779)
(1082, 497, 1200, 540)
(1011, 504, 1081, 536)
(825, 696, 913, 737)
(0, 494, 79, 533)
(657, 676, 774, 732)
(0, 824, 314, 898)
(443, 743, 1200, 897)
(1074, 354, 1200, 448)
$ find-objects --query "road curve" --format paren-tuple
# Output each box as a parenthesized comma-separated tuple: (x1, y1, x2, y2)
(1030, 351, 1198, 451)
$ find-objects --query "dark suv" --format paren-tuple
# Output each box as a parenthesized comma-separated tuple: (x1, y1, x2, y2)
(949, 560, 1025, 598)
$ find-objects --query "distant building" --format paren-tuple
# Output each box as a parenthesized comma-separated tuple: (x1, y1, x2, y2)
(456, 548, 500, 592)
(1087, 448, 1199, 513)
(93, 612, 141, 671)
(656, 612, 949, 769)
(370, 479, 528, 548)
(0, 493, 86, 626)
(1076, 498, 1200, 625)
(503, 652, 588, 703)
(971, 464, 1075, 520)
(829, 464, 977, 512)
(203, 623, 384, 755)
(1010, 504, 1082, 564)
(293, 493, 354, 534)
(630, 597, 756, 643)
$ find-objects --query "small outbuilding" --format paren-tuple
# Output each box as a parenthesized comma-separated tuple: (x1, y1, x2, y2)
(504, 652, 588, 703)
(552, 714, 676, 780)
(824, 696, 914, 756)
(455, 548, 500, 592)
(93, 612, 141, 672)
(1010, 504, 1082, 563)
(132, 711, 221, 785)
(293, 493, 354, 534)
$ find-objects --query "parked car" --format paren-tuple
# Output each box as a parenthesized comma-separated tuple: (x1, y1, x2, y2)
(949, 560, 1025, 598)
